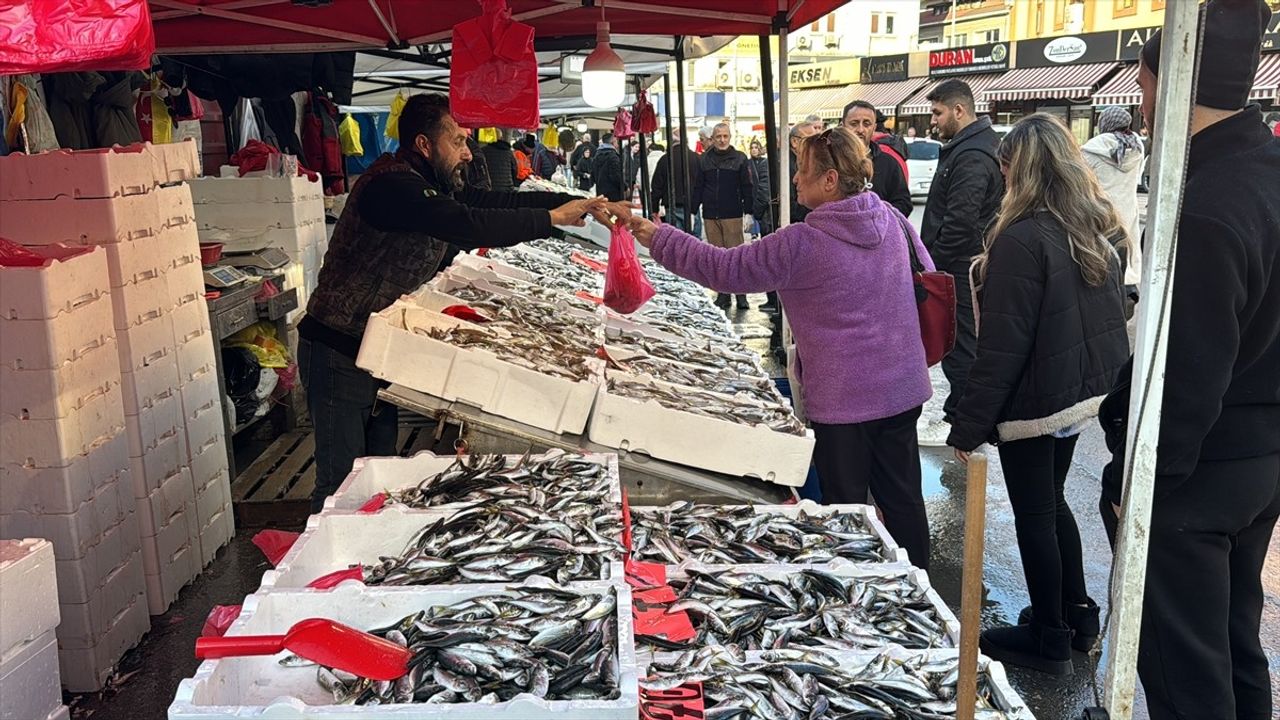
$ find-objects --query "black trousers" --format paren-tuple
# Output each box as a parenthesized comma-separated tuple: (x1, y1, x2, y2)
(997, 434, 1089, 627)
(1102, 453, 1280, 720)
(811, 406, 930, 569)
(942, 265, 977, 421)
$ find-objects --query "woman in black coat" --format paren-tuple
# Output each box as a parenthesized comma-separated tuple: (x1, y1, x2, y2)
(947, 114, 1130, 675)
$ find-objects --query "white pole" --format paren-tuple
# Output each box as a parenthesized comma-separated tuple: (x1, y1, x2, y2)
(778, 29, 790, 228)
(1101, 2, 1202, 718)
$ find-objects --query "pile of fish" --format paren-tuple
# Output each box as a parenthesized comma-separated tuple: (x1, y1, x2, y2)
(642, 646, 1020, 720)
(606, 332, 761, 375)
(638, 568, 953, 651)
(422, 320, 595, 382)
(363, 497, 624, 585)
(631, 502, 893, 565)
(606, 375, 806, 436)
(291, 586, 622, 705)
(485, 247, 604, 293)
(384, 452, 616, 509)
(609, 355, 783, 406)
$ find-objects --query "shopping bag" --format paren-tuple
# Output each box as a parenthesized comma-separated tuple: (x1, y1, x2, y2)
(338, 114, 363, 156)
(541, 124, 559, 149)
(478, 127, 498, 143)
(0, 0, 154, 74)
(603, 223, 656, 314)
(450, 0, 539, 129)
(613, 108, 634, 139)
(631, 89, 658, 134)
(897, 216, 955, 366)
(384, 91, 406, 140)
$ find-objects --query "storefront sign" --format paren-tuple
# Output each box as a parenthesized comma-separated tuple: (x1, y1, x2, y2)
(1118, 26, 1160, 62)
(1016, 31, 1118, 67)
(1263, 11, 1279, 52)
(929, 42, 1009, 77)
(861, 53, 909, 83)
(788, 59, 858, 88)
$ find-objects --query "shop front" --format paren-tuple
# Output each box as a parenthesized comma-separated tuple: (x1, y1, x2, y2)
(896, 42, 1010, 136)
(781, 58, 860, 123)
(854, 53, 930, 132)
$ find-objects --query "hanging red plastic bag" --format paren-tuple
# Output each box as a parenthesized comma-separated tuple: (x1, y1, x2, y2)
(603, 223, 655, 314)
(613, 108, 635, 139)
(0, 0, 155, 74)
(631, 90, 658, 134)
(450, 0, 539, 129)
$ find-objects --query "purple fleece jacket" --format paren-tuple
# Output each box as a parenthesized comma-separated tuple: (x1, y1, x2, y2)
(650, 192, 934, 425)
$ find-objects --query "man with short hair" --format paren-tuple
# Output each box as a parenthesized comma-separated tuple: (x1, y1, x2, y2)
(805, 113, 824, 133)
(694, 122, 754, 310)
(592, 132, 625, 202)
(299, 94, 605, 511)
(788, 122, 819, 224)
(842, 100, 913, 217)
(920, 78, 1004, 423)
(1100, 2, 1280, 717)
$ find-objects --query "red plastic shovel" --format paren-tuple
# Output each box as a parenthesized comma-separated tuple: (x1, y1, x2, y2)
(194, 618, 413, 681)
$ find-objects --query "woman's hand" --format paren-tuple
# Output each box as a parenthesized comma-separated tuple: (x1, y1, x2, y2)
(627, 215, 658, 248)
(551, 197, 607, 226)
(953, 448, 971, 464)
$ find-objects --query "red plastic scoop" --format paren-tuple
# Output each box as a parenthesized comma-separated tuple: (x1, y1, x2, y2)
(194, 618, 412, 681)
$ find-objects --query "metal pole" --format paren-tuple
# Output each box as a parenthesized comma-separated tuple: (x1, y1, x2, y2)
(675, 36, 694, 233)
(759, 33, 779, 233)
(1100, 3, 1202, 718)
(634, 77, 652, 218)
(662, 71, 677, 223)
(778, 26, 790, 228)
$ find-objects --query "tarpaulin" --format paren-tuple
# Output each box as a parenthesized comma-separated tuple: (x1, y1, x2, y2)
(1, 1, 154, 74)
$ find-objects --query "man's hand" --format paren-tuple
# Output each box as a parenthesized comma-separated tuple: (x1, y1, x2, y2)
(626, 216, 658, 248)
(550, 197, 607, 227)
(953, 448, 970, 465)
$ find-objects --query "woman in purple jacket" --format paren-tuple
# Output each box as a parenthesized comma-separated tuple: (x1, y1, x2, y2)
(626, 127, 935, 568)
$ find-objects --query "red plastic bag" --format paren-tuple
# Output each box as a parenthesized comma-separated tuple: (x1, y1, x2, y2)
(201, 605, 242, 637)
(603, 223, 655, 314)
(613, 108, 634, 139)
(251, 529, 300, 566)
(0, 238, 47, 267)
(0, 0, 154, 74)
(631, 90, 658, 134)
(450, 0, 539, 129)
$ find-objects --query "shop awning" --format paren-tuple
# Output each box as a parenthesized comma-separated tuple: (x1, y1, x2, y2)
(1092, 63, 1140, 107)
(785, 85, 859, 122)
(899, 73, 1007, 115)
(1250, 53, 1280, 101)
(854, 78, 931, 114)
(983, 62, 1117, 103)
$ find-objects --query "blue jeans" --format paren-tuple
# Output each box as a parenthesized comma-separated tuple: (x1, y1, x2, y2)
(668, 206, 702, 238)
(298, 337, 398, 512)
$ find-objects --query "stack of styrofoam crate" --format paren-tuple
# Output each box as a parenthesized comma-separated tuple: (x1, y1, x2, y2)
(0, 539, 69, 720)
(189, 172, 327, 318)
(0, 243, 149, 693)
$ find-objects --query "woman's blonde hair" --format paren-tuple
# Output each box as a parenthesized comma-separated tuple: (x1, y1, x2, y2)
(799, 127, 873, 197)
(975, 113, 1127, 288)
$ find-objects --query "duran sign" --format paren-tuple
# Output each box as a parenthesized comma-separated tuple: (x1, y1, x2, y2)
(929, 42, 1009, 77)
(861, 53, 909, 83)
(1016, 31, 1119, 68)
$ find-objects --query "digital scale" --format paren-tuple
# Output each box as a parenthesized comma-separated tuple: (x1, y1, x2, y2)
(204, 247, 292, 288)
(203, 265, 254, 288)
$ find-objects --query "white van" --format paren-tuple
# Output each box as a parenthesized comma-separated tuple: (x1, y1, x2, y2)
(905, 139, 942, 201)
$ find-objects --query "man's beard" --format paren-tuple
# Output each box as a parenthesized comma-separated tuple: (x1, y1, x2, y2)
(433, 157, 464, 191)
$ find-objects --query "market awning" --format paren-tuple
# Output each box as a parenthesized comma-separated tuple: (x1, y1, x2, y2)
(853, 78, 931, 114)
(899, 73, 1008, 115)
(785, 85, 859, 122)
(983, 62, 1118, 103)
(1092, 63, 1140, 107)
(1250, 52, 1280, 101)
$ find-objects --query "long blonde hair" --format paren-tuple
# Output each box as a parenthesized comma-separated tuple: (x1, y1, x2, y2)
(974, 113, 1127, 287)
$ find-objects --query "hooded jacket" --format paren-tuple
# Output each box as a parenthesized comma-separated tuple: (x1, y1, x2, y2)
(695, 146, 753, 220)
(920, 116, 1004, 273)
(650, 143, 701, 212)
(650, 191, 934, 424)
(1081, 133, 1144, 285)
(479, 139, 518, 192)
(533, 142, 559, 180)
(592, 143, 625, 201)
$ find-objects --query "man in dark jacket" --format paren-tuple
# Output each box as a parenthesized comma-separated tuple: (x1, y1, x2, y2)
(532, 138, 559, 180)
(570, 133, 593, 190)
(650, 140, 702, 233)
(696, 122, 754, 309)
(592, 133, 626, 202)
(920, 78, 1004, 423)
(478, 130, 518, 191)
(1100, 3, 1280, 717)
(788, 122, 818, 224)
(299, 94, 605, 512)
(841, 100, 914, 217)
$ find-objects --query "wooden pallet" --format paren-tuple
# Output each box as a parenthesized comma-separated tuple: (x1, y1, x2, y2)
(230, 423, 439, 527)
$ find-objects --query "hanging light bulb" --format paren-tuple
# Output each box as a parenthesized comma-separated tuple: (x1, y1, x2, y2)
(581, 20, 626, 108)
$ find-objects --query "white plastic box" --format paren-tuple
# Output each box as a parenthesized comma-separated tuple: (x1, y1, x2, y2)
(1, 430, 129, 517)
(0, 335, 120, 421)
(169, 581, 638, 720)
(56, 550, 146, 650)
(0, 293, 114, 372)
(0, 478, 131, 563)
(0, 539, 60, 658)
(135, 467, 197, 539)
(0, 630, 63, 720)
(0, 244, 111, 321)
(57, 590, 150, 692)
(128, 428, 186, 498)
(188, 174, 322, 205)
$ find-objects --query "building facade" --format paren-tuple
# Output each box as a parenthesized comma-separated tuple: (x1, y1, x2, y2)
(919, 0, 1012, 49)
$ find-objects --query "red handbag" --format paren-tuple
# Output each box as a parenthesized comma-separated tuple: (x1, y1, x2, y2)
(897, 216, 956, 366)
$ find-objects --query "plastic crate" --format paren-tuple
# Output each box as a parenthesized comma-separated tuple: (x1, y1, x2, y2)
(0, 539, 60, 657)
(0, 478, 132, 563)
(0, 430, 129, 516)
(0, 244, 110, 321)
(56, 551, 146, 650)
(52, 511, 142, 606)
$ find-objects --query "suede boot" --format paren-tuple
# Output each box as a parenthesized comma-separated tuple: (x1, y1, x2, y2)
(735, 294, 749, 309)
(979, 621, 1073, 676)
(715, 293, 731, 310)
(1017, 599, 1101, 652)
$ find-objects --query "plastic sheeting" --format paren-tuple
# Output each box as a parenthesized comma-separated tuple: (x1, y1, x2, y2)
(0, 0, 154, 74)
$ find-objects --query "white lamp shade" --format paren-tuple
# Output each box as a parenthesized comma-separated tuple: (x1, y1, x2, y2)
(582, 69, 626, 108)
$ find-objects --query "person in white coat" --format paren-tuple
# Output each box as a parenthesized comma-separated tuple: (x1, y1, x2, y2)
(1082, 107, 1144, 294)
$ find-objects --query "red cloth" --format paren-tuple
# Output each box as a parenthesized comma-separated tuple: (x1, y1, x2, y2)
(229, 140, 319, 181)
(874, 131, 909, 183)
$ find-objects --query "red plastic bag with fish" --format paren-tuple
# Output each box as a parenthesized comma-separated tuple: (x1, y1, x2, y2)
(0, 0, 154, 74)
(603, 222, 655, 314)
(450, 0, 539, 129)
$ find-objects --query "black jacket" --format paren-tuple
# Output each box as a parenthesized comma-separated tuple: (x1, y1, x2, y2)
(748, 155, 773, 229)
(479, 139, 518, 192)
(869, 143, 914, 218)
(948, 213, 1129, 452)
(1101, 106, 1280, 504)
(650, 143, 701, 212)
(592, 145, 625, 202)
(695, 146, 753, 220)
(920, 116, 1004, 273)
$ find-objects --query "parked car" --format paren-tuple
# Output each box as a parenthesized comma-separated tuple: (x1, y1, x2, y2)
(905, 138, 942, 201)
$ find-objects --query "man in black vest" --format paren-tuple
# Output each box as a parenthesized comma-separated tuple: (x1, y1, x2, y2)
(298, 93, 605, 512)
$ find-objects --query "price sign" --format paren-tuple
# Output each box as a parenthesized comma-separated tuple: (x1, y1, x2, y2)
(640, 683, 706, 720)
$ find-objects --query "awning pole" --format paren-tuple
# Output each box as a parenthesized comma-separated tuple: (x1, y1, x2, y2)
(675, 36, 694, 233)
(777, 24, 790, 229)
(662, 72, 677, 222)
(1100, 3, 1202, 718)
(759, 34, 779, 232)
(635, 77, 652, 218)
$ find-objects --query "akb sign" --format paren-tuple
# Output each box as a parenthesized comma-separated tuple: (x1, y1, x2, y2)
(929, 42, 1009, 77)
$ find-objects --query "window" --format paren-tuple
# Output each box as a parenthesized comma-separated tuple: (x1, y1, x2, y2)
(953, 33, 967, 47)
(906, 142, 940, 161)
(885, 14, 895, 34)
(826, 14, 836, 32)
(1152, 0, 1165, 7)
(1034, 0, 1046, 35)
(984, 29, 1000, 43)
(870, 13, 879, 34)
(1054, 0, 1067, 30)
(810, 21, 820, 32)
(1113, 0, 1137, 18)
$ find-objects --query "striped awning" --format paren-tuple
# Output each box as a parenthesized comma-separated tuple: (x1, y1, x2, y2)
(1092, 63, 1140, 107)
(856, 78, 931, 114)
(983, 62, 1118, 103)
(1250, 53, 1280, 101)
(784, 85, 859, 122)
(899, 73, 1008, 115)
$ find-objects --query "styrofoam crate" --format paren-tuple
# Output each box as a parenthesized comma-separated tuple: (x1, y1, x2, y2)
(196, 221, 328, 255)
(357, 302, 602, 435)
(0, 430, 128, 516)
(184, 399, 225, 473)
(164, 226, 202, 272)
(188, 435, 229, 495)
(170, 581, 637, 720)
(0, 395, 125, 468)
(194, 195, 325, 233)
(103, 235, 168, 288)
(171, 295, 212, 342)
(325, 449, 622, 512)
(143, 541, 199, 617)
(587, 379, 814, 487)
(152, 140, 202, 183)
(0, 539, 59, 657)
(124, 388, 181, 458)
(111, 270, 173, 331)
(0, 475, 132, 563)
(0, 337, 120, 421)
(135, 468, 197, 538)
(168, 257, 208, 306)
(0, 294, 114, 372)
(0, 244, 109, 321)
(128, 428, 185, 498)
(116, 309, 175, 375)
(180, 364, 220, 416)
(195, 506, 234, 569)
(194, 469, 231, 529)
(0, 145, 155, 201)
(189, 174, 323, 205)
(53, 512, 141, 606)
(0, 183, 196, 245)
(174, 328, 217, 386)
(56, 551, 146, 650)
(57, 592, 149, 692)
(0, 630, 62, 720)
(120, 351, 181, 416)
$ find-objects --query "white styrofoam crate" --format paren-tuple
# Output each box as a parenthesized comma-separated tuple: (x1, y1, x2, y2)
(128, 428, 185, 498)
(152, 140, 202, 183)
(194, 195, 325, 233)
(174, 327, 218, 387)
(57, 591, 149, 692)
(188, 433, 229, 496)
(183, 393, 224, 464)
(116, 309, 175, 375)
(0, 145, 153, 201)
(125, 387, 181, 458)
(180, 363, 220, 416)
(196, 221, 327, 255)
(0, 539, 59, 658)
(104, 235, 169, 289)
(0, 336, 120, 421)
(0, 293, 114, 372)
(135, 467, 197, 538)
(172, 293, 212, 338)
(45, 705, 70, 720)
(189, 175, 323, 205)
(56, 550, 146, 650)
(53, 511, 141, 606)
(165, 225, 202, 273)
(111, 270, 173, 331)
(195, 505, 235, 570)
(120, 351, 181, 416)
(0, 430, 128, 516)
(141, 507, 199, 616)
(0, 396, 124, 469)
(169, 581, 637, 720)
(357, 302, 601, 435)
(0, 183, 196, 246)
(587, 379, 814, 487)
(0, 244, 109, 322)
(325, 449, 622, 512)
(0, 630, 62, 720)
(0, 478, 131, 563)
(194, 469, 231, 530)
(168, 258, 208, 308)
